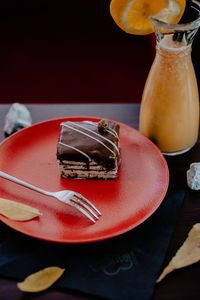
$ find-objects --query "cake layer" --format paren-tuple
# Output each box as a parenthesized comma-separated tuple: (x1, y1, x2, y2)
(59, 162, 118, 179)
(60, 159, 118, 170)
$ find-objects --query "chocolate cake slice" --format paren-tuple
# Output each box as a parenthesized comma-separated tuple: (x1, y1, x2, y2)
(57, 119, 120, 179)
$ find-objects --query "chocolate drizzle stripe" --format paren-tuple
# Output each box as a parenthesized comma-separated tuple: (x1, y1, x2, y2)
(58, 142, 92, 162)
(83, 121, 119, 139)
(61, 123, 116, 157)
(107, 128, 119, 139)
(67, 121, 119, 154)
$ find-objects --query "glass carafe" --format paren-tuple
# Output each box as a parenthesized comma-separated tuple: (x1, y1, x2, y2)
(139, 1, 200, 155)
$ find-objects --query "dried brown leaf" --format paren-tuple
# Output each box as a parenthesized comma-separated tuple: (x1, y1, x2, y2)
(17, 266, 65, 292)
(157, 223, 200, 282)
(0, 197, 42, 221)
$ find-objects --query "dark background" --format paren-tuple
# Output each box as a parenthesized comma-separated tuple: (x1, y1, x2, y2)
(0, 0, 199, 104)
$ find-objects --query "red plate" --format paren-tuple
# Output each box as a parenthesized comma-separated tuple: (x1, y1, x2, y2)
(0, 117, 169, 243)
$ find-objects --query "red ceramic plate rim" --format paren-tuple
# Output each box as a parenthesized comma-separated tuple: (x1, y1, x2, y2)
(0, 116, 169, 243)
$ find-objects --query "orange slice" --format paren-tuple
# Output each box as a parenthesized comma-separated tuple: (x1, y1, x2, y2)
(110, 0, 186, 35)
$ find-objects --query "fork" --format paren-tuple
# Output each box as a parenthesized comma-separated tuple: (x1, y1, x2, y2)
(0, 171, 101, 223)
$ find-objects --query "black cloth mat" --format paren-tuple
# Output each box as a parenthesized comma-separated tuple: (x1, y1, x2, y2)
(0, 190, 185, 300)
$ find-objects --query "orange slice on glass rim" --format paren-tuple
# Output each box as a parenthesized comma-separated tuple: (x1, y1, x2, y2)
(110, 0, 186, 35)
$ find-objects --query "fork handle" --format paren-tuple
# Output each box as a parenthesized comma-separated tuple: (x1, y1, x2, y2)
(0, 171, 52, 197)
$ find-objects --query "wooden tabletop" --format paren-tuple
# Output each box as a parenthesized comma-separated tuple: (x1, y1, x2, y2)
(0, 103, 200, 300)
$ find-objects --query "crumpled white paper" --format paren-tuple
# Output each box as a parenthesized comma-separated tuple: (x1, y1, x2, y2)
(4, 102, 32, 135)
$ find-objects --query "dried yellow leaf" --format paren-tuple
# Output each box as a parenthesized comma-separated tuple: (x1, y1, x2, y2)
(17, 266, 65, 292)
(157, 223, 200, 282)
(0, 197, 42, 221)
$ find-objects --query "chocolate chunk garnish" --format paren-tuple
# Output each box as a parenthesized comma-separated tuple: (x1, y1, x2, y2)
(98, 119, 109, 132)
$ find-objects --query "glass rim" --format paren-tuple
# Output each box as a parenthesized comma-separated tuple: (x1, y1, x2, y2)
(150, 0, 200, 31)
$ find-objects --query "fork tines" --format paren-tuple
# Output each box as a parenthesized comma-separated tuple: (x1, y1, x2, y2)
(70, 193, 101, 223)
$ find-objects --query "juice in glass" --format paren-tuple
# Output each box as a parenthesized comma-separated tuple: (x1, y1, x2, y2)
(139, 13, 200, 155)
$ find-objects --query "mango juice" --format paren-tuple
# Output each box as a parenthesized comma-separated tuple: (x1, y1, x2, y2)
(139, 34, 199, 154)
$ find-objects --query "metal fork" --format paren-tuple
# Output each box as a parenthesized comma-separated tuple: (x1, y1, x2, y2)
(0, 171, 101, 223)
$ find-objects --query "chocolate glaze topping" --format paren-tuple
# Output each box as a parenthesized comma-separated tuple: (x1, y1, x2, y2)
(57, 121, 120, 170)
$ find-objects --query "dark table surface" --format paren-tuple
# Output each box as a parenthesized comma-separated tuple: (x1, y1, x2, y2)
(0, 103, 200, 300)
